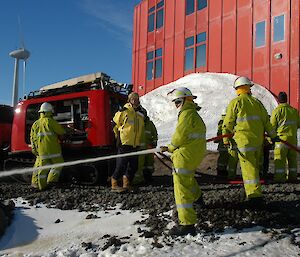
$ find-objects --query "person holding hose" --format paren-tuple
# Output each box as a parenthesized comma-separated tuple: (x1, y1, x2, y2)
(31, 102, 65, 190)
(222, 77, 279, 204)
(161, 87, 206, 236)
(270, 92, 300, 182)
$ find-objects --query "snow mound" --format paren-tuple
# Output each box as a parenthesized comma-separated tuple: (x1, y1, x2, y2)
(140, 73, 278, 150)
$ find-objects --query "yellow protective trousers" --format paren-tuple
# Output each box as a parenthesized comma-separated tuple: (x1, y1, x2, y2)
(217, 147, 229, 172)
(31, 157, 40, 188)
(31, 156, 64, 190)
(173, 169, 201, 225)
(227, 148, 238, 179)
(238, 149, 262, 198)
(134, 154, 146, 184)
(274, 142, 298, 182)
(134, 152, 155, 185)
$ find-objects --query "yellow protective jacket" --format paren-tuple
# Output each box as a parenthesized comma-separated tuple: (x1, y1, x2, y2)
(144, 118, 158, 147)
(217, 115, 226, 136)
(270, 103, 300, 144)
(30, 112, 65, 159)
(222, 93, 275, 150)
(113, 103, 144, 147)
(168, 101, 206, 171)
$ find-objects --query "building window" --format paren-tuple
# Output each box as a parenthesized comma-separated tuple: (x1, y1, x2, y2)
(186, 0, 207, 15)
(197, 0, 207, 11)
(148, 12, 155, 32)
(255, 21, 266, 47)
(147, 48, 163, 80)
(148, 0, 164, 32)
(185, 36, 195, 71)
(196, 32, 206, 67)
(185, 32, 207, 71)
(273, 14, 285, 42)
(186, 0, 194, 15)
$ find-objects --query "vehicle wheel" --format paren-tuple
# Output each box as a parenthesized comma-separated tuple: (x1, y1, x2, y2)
(79, 164, 99, 185)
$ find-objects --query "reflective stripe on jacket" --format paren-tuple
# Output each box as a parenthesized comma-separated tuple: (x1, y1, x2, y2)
(30, 112, 65, 158)
(222, 94, 275, 149)
(270, 103, 300, 143)
(113, 103, 144, 147)
(168, 101, 206, 171)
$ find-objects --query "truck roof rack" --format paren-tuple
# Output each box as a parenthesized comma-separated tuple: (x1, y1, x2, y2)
(26, 72, 132, 100)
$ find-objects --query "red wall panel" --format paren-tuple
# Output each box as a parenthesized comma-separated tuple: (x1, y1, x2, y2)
(164, 0, 176, 84)
(289, 0, 300, 109)
(138, 1, 148, 92)
(252, 0, 270, 89)
(208, 0, 222, 72)
(236, 4, 252, 77)
(173, 0, 185, 80)
(223, 0, 236, 15)
(185, 13, 196, 34)
(132, 6, 139, 91)
(222, 14, 237, 73)
(269, 0, 290, 96)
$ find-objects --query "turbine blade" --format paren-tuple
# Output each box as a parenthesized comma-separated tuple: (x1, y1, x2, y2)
(18, 15, 25, 48)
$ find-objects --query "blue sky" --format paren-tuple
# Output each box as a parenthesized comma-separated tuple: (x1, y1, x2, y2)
(0, 0, 140, 105)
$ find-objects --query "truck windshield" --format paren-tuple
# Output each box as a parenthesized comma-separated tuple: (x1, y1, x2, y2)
(0, 105, 13, 124)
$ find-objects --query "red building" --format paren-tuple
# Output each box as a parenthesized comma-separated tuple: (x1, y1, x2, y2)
(132, 0, 300, 109)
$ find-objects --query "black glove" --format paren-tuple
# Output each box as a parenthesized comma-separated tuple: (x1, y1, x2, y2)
(271, 136, 281, 143)
(160, 146, 168, 152)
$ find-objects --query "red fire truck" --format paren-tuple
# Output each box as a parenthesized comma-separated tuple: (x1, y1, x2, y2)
(0, 105, 14, 171)
(4, 72, 131, 184)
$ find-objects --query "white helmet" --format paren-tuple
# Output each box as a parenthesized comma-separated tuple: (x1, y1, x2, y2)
(233, 77, 253, 89)
(169, 87, 197, 102)
(38, 102, 54, 113)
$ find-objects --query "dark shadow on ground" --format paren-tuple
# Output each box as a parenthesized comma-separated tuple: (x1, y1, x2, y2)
(0, 206, 39, 250)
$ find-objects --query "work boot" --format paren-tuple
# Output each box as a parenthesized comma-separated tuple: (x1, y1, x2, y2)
(194, 195, 205, 208)
(169, 225, 196, 237)
(123, 175, 131, 190)
(287, 172, 298, 183)
(111, 178, 126, 193)
(217, 168, 227, 177)
(171, 207, 179, 223)
(245, 197, 265, 210)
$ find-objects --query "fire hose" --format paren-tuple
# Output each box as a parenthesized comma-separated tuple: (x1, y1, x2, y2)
(0, 148, 161, 178)
(154, 134, 234, 171)
(154, 134, 300, 184)
(1, 134, 299, 179)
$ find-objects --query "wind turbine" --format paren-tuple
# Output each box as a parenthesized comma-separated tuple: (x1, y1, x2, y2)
(9, 17, 30, 107)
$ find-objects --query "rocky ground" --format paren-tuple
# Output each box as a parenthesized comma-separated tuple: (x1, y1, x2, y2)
(0, 151, 299, 248)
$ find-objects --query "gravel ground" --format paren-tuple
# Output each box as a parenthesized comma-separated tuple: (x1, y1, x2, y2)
(0, 152, 299, 248)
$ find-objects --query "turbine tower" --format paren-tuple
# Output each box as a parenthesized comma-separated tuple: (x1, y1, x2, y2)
(9, 47, 30, 107)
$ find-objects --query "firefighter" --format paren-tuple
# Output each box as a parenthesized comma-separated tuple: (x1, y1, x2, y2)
(215, 111, 228, 177)
(30, 102, 65, 190)
(270, 92, 300, 182)
(215, 111, 238, 180)
(111, 92, 144, 192)
(134, 108, 158, 185)
(161, 87, 206, 236)
(260, 134, 273, 178)
(222, 77, 279, 203)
